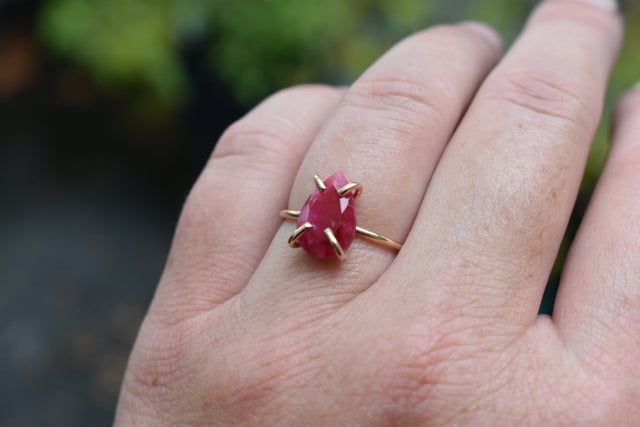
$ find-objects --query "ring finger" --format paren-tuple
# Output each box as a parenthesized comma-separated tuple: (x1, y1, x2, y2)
(243, 22, 503, 311)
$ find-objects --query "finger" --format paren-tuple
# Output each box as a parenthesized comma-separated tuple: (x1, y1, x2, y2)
(386, 0, 622, 331)
(553, 85, 640, 380)
(243, 23, 502, 309)
(150, 85, 345, 324)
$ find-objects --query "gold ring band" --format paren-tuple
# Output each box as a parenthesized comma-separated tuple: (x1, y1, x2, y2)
(280, 210, 403, 251)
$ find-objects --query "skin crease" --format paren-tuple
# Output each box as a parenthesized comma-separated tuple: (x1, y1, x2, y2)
(115, 0, 640, 425)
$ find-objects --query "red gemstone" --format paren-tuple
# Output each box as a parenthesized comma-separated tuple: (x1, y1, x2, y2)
(297, 172, 357, 258)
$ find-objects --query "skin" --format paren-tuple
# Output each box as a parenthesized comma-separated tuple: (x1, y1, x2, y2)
(116, 0, 640, 424)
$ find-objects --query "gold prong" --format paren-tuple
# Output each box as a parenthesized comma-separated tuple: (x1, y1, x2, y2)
(324, 228, 346, 261)
(280, 210, 301, 220)
(313, 175, 327, 191)
(288, 222, 313, 248)
(337, 182, 363, 199)
(356, 226, 402, 251)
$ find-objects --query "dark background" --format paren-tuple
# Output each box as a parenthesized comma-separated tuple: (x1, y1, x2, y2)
(1, 0, 639, 425)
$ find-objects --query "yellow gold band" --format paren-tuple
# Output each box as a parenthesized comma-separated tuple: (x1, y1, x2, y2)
(280, 210, 403, 252)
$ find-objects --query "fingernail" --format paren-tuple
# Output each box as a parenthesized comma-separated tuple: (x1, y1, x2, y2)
(459, 21, 502, 49)
(574, 0, 618, 12)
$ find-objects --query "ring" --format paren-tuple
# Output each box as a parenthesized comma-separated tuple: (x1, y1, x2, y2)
(280, 172, 403, 261)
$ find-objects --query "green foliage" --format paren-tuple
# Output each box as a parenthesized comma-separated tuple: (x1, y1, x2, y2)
(36, 0, 452, 106)
(211, 0, 350, 104)
(38, 0, 640, 181)
(38, 0, 640, 109)
(40, 0, 188, 105)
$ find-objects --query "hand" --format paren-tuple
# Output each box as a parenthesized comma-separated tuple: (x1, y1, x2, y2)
(115, 0, 639, 424)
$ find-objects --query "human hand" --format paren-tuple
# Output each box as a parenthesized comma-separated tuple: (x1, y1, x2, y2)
(115, 0, 640, 424)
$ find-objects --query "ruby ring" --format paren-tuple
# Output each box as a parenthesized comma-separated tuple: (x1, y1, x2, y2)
(280, 172, 403, 261)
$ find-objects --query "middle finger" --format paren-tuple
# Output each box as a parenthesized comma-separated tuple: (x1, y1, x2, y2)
(388, 0, 622, 332)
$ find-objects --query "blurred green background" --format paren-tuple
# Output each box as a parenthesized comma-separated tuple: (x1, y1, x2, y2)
(1, 0, 639, 425)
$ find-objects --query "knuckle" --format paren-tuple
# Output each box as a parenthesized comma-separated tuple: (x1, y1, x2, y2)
(351, 71, 450, 120)
(214, 118, 297, 164)
(119, 320, 191, 419)
(483, 70, 589, 129)
(376, 316, 505, 418)
(213, 84, 337, 164)
(121, 312, 305, 422)
(345, 71, 451, 140)
(199, 324, 319, 417)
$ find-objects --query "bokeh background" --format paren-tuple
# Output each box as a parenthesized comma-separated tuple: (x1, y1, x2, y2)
(1, 0, 639, 425)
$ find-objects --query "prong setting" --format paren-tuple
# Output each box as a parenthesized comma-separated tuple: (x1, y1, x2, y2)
(313, 175, 327, 191)
(288, 222, 313, 248)
(280, 210, 301, 220)
(324, 228, 346, 261)
(337, 182, 362, 199)
(281, 172, 402, 259)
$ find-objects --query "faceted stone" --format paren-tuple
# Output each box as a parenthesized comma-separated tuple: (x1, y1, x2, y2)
(297, 172, 357, 258)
